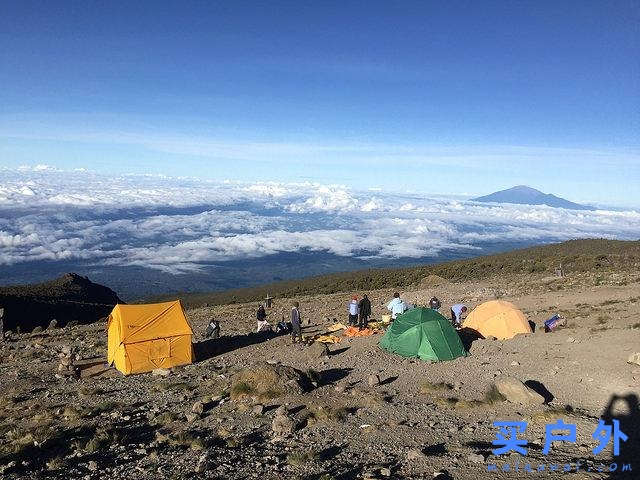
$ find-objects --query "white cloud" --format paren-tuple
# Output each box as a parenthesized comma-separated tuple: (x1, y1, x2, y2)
(0, 167, 639, 273)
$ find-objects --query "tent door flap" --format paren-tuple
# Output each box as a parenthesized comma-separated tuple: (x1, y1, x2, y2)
(149, 338, 170, 360)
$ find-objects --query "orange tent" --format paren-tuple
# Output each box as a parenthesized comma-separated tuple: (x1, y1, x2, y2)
(462, 300, 531, 340)
(107, 301, 193, 375)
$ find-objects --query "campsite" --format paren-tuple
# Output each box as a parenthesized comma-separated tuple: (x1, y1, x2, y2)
(1, 260, 638, 479)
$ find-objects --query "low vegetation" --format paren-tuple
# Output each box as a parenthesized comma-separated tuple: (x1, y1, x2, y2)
(148, 239, 640, 308)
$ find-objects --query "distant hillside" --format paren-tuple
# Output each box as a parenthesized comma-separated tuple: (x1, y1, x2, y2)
(473, 185, 594, 210)
(0, 273, 122, 333)
(152, 239, 639, 309)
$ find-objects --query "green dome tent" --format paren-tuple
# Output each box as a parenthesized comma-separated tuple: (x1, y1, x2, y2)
(379, 308, 467, 362)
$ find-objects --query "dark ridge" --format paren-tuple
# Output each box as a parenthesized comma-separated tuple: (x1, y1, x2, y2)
(147, 239, 640, 308)
(0, 273, 123, 332)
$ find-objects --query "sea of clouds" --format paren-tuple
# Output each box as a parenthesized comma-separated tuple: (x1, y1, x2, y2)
(1, 166, 639, 284)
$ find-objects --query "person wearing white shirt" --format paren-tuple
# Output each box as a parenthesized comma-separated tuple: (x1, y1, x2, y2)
(450, 304, 467, 329)
(386, 292, 408, 320)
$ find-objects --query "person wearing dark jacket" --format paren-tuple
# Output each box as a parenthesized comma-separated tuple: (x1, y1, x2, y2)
(358, 294, 372, 329)
(256, 304, 271, 332)
(290, 301, 302, 343)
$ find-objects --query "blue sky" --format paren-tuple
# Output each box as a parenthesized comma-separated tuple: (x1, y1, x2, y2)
(1, 1, 639, 205)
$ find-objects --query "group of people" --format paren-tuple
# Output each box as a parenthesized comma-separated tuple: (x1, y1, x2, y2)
(207, 291, 469, 344)
(252, 301, 304, 342)
(386, 292, 468, 329)
(347, 294, 372, 329)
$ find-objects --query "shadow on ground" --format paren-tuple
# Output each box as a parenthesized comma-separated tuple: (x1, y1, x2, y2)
(603, 393, 638, 478)
(318, 367, 353, 386)
(458, 327, 483, 351)
(194, 331, 279, 361)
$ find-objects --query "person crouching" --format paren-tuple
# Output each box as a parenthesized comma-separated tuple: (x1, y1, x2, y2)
(450, 304, 467, 329)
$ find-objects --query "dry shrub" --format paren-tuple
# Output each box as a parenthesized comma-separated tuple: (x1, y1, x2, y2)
(434, 397, 459, 408)
(230, 364, 311, 402)
(484, 384, 506, 404)
(454, 399, 485, 409)
(63, 406, 84, 421)
(154, 412, 179, 426)
(355, 390, 388, 409)
(306, 402, 350, 424)
(529, 406, 574, 424)
(287, 449, 317, 466)
(45, 456, 65, 471)
(85, 429, 111, 453)
(167, 430, 206, 450)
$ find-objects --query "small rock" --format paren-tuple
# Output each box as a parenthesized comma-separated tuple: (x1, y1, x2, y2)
(192, 401, 204, 415)
(566, 337, 575, 343)
(406, 448, 426, 461)
(380, 467, 391, 477)
(88, 461, 98, 472)
(48, 319, 58, 329)
(627, 352, 640, 366)
(152, 368, 171, 377)
(252, 404, 264, 415)
(510, 361, 520, 366)
(468, 453, 485, 464)
(32, 326, 43, 333)
(185, 413, 198, 423)
(195, 454, 209, 473)
(334, 384, 346, 393)
(61, 345, 72, 356)
(271, 413, 294, 436)
(368, 374, 381, 387)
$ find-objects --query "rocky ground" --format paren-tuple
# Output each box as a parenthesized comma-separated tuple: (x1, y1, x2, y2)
(1, 270, 639, 479)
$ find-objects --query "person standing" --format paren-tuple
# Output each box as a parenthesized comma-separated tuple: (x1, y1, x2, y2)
(358, 294, 372, 329)
(386, 292, 407, 320)
(450, 304, 467, 329)
(205, 319, 220, 339)
(290, 301, 302, 343)
(348, 295, 359, 326)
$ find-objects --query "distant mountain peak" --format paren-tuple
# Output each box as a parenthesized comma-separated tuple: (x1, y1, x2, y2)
(473, 186, 594, 210)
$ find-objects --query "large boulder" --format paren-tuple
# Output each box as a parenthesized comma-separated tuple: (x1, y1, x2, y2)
(231, 363, 313, 401)
(493, 376, 545, 405)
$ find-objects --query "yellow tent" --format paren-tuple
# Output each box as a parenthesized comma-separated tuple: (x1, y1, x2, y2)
(107, 301, 194, 375)
(463, 300, 532, 340)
